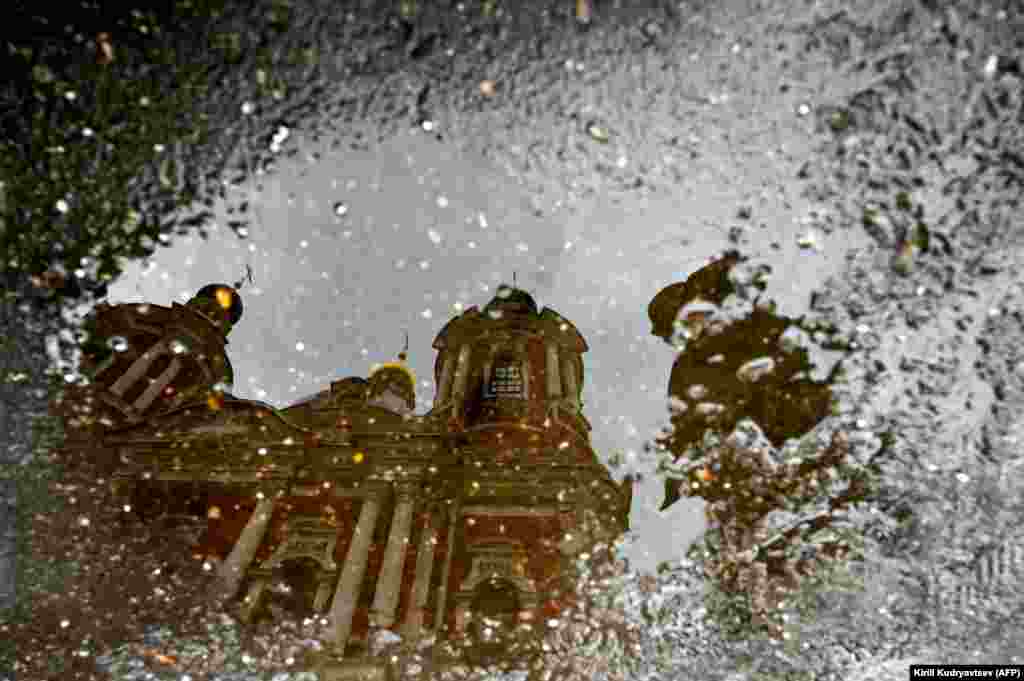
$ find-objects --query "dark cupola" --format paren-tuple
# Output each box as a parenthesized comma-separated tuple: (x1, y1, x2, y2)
(482, 284, 539, 318)
(186, 283, 244, 335)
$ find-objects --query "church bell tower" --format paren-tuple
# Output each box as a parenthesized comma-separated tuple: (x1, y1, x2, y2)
(426, 284, 630, 658)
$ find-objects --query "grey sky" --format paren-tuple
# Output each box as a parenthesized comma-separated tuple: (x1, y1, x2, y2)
(107, 124, 865, 574)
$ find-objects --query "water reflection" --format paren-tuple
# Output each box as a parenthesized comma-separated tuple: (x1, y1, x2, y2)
(646, 250, 847, 510)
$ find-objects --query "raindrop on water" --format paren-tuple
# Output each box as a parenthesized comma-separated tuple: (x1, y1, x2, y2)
(686, 384, 707, 400)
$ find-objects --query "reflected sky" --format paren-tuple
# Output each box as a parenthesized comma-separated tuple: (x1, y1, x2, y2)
(106, 125, 865, 574)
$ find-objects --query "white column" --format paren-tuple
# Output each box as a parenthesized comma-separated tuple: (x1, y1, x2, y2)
(433, 504, 458, 633)
(401, 510, 437, 638)
(562, 356, 579, 408)
(314, 575, 335, 613)
(109, 340, 166, 397)
(214, 497, 275, 601)
(545, 342, 561, 400)
(437, 352, 455, 403)
(452, 345, 473, 402)
(239, 579, 269, 624)
(133, 356, 183, 411)
(520, 358, 530, 399)
(454, 342, 473, 411)
(330, 491, 383, 654)
(371, 484, 417, 629)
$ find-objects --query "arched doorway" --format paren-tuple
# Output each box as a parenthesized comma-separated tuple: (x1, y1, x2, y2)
(263, 557, 320, 623)
(466, 578, 521, 666)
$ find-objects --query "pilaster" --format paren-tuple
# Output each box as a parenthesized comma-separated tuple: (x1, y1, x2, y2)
(329, 482, 387, 654)
(213, 496, 276, 602)
(401, 508, 438, 638)
(370, 481, 419, 629)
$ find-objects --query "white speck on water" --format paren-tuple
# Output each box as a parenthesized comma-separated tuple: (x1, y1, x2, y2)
(983, 54, 998, 79)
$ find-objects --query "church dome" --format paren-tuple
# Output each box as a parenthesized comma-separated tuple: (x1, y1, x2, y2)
(367, 335, 416, 412)
(187, 283, 243, 330)
(483, 285, 538, 317)
(367, 363, 416, 411)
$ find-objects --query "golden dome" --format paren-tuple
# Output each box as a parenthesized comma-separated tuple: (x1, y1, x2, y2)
(367, 332, 416, 411)
(368, 361, 417, 388)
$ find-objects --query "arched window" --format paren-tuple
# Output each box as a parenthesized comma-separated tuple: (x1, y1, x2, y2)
(485, 354, 525, 399)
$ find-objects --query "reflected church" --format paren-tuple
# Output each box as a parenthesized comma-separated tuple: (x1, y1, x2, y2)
(54, 282, 632, 679)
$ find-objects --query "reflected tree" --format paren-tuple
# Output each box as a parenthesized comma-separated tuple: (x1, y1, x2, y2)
(646, 250, 882, 636)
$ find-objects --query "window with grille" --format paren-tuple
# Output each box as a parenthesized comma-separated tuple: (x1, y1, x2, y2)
(487, 360, 524, 398)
